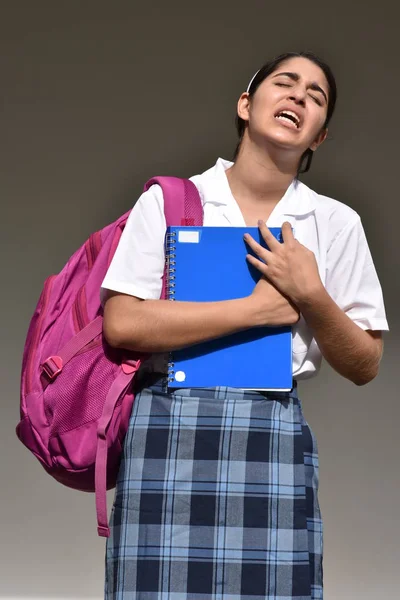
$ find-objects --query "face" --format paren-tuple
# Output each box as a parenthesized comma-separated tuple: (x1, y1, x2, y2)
(238, 56, 329, 155)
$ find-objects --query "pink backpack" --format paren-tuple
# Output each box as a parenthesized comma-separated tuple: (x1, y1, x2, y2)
(16, 177, 203, 537)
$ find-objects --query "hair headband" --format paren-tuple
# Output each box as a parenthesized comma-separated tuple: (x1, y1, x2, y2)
(246, 69, 261, 93)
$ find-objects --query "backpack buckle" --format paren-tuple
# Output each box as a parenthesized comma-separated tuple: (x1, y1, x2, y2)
(41, 356, 63, 380)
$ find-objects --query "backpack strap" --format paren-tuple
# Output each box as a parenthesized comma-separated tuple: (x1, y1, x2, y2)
(95, 364, 140, 536)
(144, 176, 203, 302)
(144, 176, 203, 227)
(95, 176, 203, 537)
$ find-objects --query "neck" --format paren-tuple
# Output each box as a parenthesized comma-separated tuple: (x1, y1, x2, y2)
(226, 140, 298, 205)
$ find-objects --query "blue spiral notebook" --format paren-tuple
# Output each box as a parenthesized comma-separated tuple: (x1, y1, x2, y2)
(165, 226, 293, 390)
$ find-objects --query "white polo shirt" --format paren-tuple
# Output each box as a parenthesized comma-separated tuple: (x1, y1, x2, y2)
(101, 158, 389, 380)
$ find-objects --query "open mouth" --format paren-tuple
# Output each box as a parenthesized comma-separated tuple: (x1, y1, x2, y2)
(274, 110, 301, 129)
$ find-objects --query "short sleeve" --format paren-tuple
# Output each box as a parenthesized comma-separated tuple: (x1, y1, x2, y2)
(325, 216, 389, 331)
(100, 184, 166, 303)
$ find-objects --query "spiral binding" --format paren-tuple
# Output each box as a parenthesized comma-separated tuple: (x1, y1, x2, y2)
(166, 231, 177, 382)
(165, 231, 177, 300)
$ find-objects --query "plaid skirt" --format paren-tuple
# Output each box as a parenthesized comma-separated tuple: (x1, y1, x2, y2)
(105, 375, 323, 599)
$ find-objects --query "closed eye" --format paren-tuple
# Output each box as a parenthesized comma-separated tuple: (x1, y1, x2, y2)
(309, 94, 322, 106)
(276, 83, 323, 105)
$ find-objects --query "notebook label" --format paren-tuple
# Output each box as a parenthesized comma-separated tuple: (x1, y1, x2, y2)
(178, 230, 200, 244)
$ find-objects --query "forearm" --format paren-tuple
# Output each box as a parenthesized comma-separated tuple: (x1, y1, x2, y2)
(297, 285, 383, 385)
(105, 295, 264, 353)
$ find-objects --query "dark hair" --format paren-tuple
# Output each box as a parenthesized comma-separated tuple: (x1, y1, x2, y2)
(233, 51, 337, 175)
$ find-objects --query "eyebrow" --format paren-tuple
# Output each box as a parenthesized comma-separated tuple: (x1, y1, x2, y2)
(272, 71, 328, 104)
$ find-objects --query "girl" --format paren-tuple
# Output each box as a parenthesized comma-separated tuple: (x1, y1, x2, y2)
(101, 51, 388, 599)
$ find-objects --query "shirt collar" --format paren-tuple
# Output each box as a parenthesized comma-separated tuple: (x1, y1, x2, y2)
(199, 157, 317, 217)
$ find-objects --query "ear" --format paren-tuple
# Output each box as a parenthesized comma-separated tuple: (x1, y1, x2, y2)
(310, 127, 328, 152)
(237, 92, 251, 122)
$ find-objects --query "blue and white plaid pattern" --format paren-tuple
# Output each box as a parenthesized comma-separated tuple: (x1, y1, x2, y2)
(105, 378, 323, 599)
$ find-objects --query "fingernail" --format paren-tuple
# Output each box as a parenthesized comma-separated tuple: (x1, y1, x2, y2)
(258, 219, 264, 226)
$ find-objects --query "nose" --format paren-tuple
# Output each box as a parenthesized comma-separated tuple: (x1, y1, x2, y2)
(288, 86, 306, 106)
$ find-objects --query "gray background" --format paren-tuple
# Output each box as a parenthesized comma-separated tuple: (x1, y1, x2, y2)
(1, 1, 399, 598)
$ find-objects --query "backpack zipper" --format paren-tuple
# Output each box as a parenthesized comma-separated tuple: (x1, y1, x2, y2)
(25, 275, 56, 395)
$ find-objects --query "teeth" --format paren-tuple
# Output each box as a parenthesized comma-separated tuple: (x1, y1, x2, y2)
(276, 115, 298, 128)
(276, 110, 300, 127)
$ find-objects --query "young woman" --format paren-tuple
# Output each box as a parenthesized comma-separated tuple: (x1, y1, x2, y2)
(101, 51, 388, 599)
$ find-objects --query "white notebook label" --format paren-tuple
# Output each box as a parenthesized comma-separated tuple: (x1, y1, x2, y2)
(178, 231, 200, 244)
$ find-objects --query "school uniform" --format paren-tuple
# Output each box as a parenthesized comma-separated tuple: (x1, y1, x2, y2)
(101, 158, 388, 599)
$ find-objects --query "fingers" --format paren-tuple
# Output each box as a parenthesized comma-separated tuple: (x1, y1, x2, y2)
(246, 252, 269, 276)
(256, 220, 294, 249)
(280, 221, 295, 244)
(244, 220, 287, 259)
(243, 231, 272, 262)
(257, 220, 282, 250)
(244, 221, 293, 276)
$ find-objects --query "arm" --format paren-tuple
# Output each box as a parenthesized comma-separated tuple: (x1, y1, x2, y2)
(244, 220, 387, 386)
(103, 279, 300, 353)
(296, 285, 383, 385)
(104, 293, 257, 352)
(102, 185, 299, 353)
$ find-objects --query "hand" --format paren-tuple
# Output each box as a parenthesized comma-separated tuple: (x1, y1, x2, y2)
(244, 221, 323, 305)
(250, 276, 300, 327)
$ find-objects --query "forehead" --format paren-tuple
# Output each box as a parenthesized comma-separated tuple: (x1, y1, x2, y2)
(269, 56, 329, 89)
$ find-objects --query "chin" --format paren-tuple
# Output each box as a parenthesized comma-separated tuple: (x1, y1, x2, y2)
(263, 133, 304, 154)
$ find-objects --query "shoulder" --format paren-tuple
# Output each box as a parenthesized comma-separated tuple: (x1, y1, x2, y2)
(119, 183, 167, 243)
(296, 180, 362, 241)
(134, 158, 230, 214)
(132, 183, 166, 218)
(133, 166, 211, 216)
